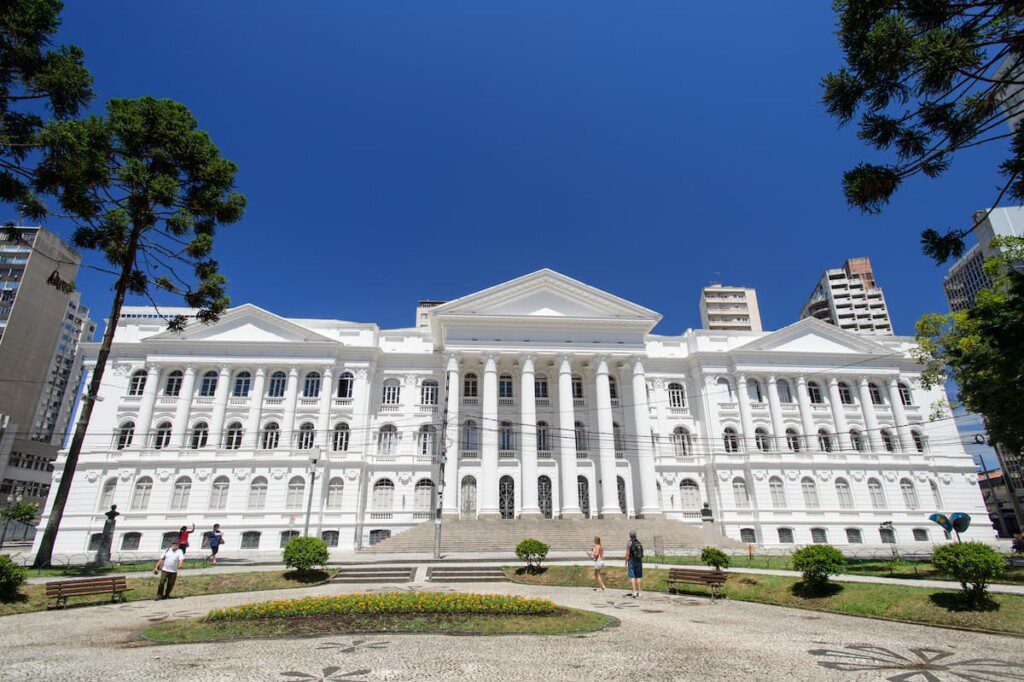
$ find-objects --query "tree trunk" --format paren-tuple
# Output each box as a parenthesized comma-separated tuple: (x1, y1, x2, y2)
(32, 221, 145, 568)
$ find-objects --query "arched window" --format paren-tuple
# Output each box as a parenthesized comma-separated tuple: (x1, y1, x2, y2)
(461, 420, 479, 452)
(332, 423, 350, 452)
(199, 370, 218, 397)
(534, 376, 549, 398)
(460, 476, 477, 517)
(723, 427, 739, 452)
(286, 476, 306, 509)
(672, 427, 692, 456)
(128, 370, 147, 396)
(817, 428, 834, 452)
(668, 383, 685, 408)
(190, 421, 209, 449)
(131, 476, 153, 510)
(322, 530, 339, 547)
(420, 379, 438, 405)
(297, 422, 315, 450)
(740, 528, 756, 543)
(248, 477, 268, 509)
(121, 532, 141, 551)
(224, 421, 243, 450)
(754, 427, 771, 452)
(232, 371, 251, 397)
(835, 478, 853, 509)
(164, 370, 183, 396)
(777, 528, 794, 544)
(381, 378, 400, 405)
(608, 377, 619, 400)
(209, 476, 230, 510)
(280, 530, 299, 547)
(807, 381, 824, 404)
(900, 478, 919, 510)
(99, 478, 117, 510)
(116, 421, 135, 450)
(869, 382, 884, 405)
(680, 479, 701, 509)
(912, 430, 927, 453)
(785, 428, 801, 452)
(372, 478, 395, 511)
(868, 478, 887, 509)
(912, 528, 929, 542)
(420, 424, 438, 455)
(267, 371, 287, 398)
(930, 479, 943, 508)
(336, 371, 354, 399)
(769, 476, 787, 508)
(241, 531, 261, 549)
(261, 422, 280, 450)
(153, 421, 172, 450)
(811, 528, 828, 544)
(747, 379, 764, 403)
(303, 371, 321, 398)
(326, 477, 344, 509)
(170, 476, 191, 510)
(881, 429, 898, 453)
(414, 479, 434, 513)
(498, 373, 514, 399)
(776, 379, 793, 403)
(574, 421, 588, 452)
(838, 381, 854, 405)
(716, 377, 733, 403)
(613, 422, 625, 454)
(898, 382, 913, 406)
(879, 527, 896, 544)
(571, 376, 584, 400)
(801, 477, 820, 509)
(377, 424, 398, 455)
(498, 422, 514, 451)
(536, 421, 551, 451)
(733, 477, 750, 509)
(850, 429, 866, 452)
(463, 373, 478, 398)
(846, 528, 863, 544)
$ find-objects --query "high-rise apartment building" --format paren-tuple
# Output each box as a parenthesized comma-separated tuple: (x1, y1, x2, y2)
(943, 206, 1024, 311)
(0, 227, 94, 509)
(699, 284, 762, 332)
(799, 257, 893, 335)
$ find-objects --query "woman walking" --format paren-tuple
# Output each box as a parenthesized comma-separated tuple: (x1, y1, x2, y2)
(587, 536, 606, 591)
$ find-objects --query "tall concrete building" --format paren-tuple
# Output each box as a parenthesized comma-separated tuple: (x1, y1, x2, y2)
(699, 284, 762, 332)
(943, 206, 1024, 312)
(0, 227, 95, 511)
(799, 257, 893, 335)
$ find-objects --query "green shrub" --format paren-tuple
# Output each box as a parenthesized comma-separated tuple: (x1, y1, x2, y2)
(791, 545, 846, 591)
(700, 547, 730, 571)
(932, 542, 1005, 607)
(207, 593, 556, 620)
(282, 536, 329, 573)
(515, 538, 549, 570)
(0, 555, 26, 602)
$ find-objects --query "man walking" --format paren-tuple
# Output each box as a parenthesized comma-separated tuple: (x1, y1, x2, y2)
(207, 523, 224, 565)
(625, 530, 644, 599)
(154, 540, 185, 599)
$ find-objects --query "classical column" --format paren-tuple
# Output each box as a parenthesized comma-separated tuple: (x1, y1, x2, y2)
(631, 358, 661, 517)
(519, 355, 541, 517)
(281, 366, 299, 449)
(794, 376, 816, 450)
(765, 374, 786, 452)
(318, 365, 335, 449)
(593, 357, 621, 516)
(133, 363, 161, 448)
(857, 376, 882, 451)
(244, 366, 266, 449)
(887, 376, 914, 451)
(170, 364, 197, 448)
(735, 374, 755, 452)
(557, 355, 581, 517)
(827, 377, 852, 451)
(208, 364, 232, 448)
(351, 366, 373, 454)
(478, 354, 500, 518)
(442, 355, 461, 517)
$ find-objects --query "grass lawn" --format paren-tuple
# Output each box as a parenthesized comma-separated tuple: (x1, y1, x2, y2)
(141, 607, 614, 643)
(507, 565, 1024, 636)
(23, 557, 217, 579)
(0, 569, 329, 617)
(651, 554, 1024, 584)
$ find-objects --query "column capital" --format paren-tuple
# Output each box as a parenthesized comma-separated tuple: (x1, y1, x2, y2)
(183, 363, 197, 374)
(630, 356, 646, 374)
(735, 373, 747, 385)
(288, 365, 299, 376)
(322, 364, 335, 377)
(445, 354, 460, 373)
(795, 374, 807, 386)
(145, 362, 161, 374)
(766, 373, 777, 384)
(557, 355, 573, 373)
(828, 376, 839, 387)
(858, 374, 871, 385)
(593, 355, 609, 375)
(218, 364, 232, 375)
(886, 375, 900, 388)
(483, 354, 498, 371)
(254, 365, 266, 377)
(519, 354, 535, 372)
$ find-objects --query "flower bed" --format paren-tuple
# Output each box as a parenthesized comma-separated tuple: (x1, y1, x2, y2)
(207, 592, 556, 621)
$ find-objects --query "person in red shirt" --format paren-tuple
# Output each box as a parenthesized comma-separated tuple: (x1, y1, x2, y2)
(177, 523, 195, 554)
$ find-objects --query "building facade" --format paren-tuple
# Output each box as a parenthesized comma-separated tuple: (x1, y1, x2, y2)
(943, 206, 1024, 312)
(699, 284, 762, 332)
(800, 257, 893, 335)
(35, 270, 988, 555)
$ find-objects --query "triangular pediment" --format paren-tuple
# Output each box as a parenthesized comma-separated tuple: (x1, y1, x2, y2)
(431, 269, 661, 323)
(735, 317, 891, 355)
(145, 304, 337, 344)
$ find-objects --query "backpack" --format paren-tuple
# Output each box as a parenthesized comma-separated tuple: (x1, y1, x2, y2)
(629, 539, 644, 560)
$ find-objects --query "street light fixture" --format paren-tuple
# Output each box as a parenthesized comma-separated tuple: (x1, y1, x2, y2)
(0, 489, 24, 550)
(303, 446, 322, 538)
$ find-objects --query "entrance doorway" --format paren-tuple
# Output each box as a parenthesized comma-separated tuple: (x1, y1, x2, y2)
(538, 475, 553, 518)
(499, 475, 515, 519)
(460, 476, 477, 518)
(577, 475, 590, 518)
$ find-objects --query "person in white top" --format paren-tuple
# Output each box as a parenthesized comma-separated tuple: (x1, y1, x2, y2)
(587, 536, 606, 591)
(154, 540, 185, 599)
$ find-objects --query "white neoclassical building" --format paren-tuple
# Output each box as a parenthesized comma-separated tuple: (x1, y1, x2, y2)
(35, 270, 989, 554)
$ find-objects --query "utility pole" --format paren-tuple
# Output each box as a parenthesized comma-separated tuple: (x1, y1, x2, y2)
(433, 372, 451, 560)
(303, 447, 322, 537)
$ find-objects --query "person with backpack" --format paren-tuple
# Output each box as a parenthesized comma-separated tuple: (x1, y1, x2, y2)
(625, 530, 644, 598)
(206, 524, 224, 565)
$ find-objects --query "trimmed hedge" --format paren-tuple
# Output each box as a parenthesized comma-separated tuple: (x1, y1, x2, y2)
(932, 542, 1005, 606)
(282, 536, 329, 572)
(0, 555, 26, 602)
(207, 593, 557, 620)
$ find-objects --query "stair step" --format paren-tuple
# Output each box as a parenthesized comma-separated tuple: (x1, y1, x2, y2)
(332, 576, 413, 584)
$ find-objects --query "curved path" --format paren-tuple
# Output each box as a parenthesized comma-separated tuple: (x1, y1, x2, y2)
(0, 578, 1021, 681)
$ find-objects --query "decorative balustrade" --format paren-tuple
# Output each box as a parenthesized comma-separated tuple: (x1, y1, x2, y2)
(498, 450, 517, 459)
(537, 450, 553, 459)
(535, 398, 550, 407)
(333, 397, 353, 407)
(462, 397, 479, 406)
(573, 398, 585, 408)
(417, 404, 438, 413)
(380, 404, 400, 412)
(264, 397, 285, 407)
(498, 397, 515, 406)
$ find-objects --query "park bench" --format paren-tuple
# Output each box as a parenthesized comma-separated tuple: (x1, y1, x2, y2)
(45, 575, 131, 608)
(665, 567, 728, 600)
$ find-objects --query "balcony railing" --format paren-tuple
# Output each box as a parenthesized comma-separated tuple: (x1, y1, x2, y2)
(576, 451, 589, 459)
(334, 397, 353, 407)
(418, 403, 438, 412)
(538, 450, 553, 459)
(536, 398, 550, 407)
(463, 397, 479, 406)
(615, 451, 625, 459)
(573, 398, 585, 408)
(380, 404, 399, 412)
(498, 397, 514, 406)
(460, 450, 480, 460)
(498, 450, 517, 459)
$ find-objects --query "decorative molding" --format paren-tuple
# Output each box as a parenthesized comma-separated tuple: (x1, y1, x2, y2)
(119, 469, 134, 482)
(85, 470, 100, 483)
(156, 468, 173, 482)
(195, 468, 211, 481)
(233, 468, 250, 481)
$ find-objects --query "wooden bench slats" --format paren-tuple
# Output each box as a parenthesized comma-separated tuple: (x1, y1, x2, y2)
(666, 567, 728, 600)
(44, 575, 131, 608)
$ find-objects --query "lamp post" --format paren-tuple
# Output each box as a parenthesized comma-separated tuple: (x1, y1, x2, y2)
(303, 446, 322, 537)
(0, 489, 24, 550)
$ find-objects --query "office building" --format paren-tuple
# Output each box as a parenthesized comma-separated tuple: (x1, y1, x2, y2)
(800, 257, 893, 335)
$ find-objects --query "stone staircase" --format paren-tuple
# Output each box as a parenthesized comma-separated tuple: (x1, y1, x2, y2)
(427, 565, 508, 583)
(331, 565, 417, 584)
(363, 517, 740, 554)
